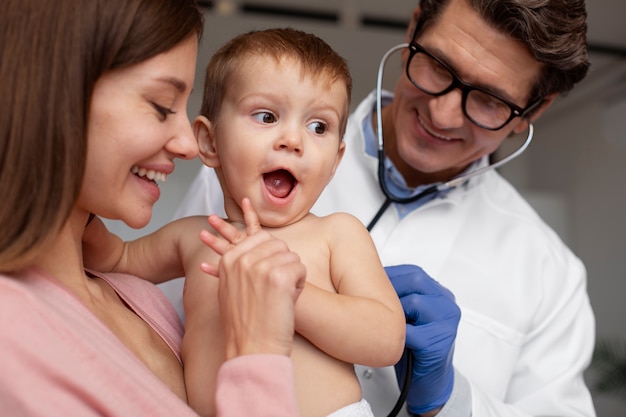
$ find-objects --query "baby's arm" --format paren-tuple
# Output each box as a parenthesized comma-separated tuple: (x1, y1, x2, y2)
(295, 213, 406, 367)
(82, 216, 126, 273)
(82, 215, 208, 284)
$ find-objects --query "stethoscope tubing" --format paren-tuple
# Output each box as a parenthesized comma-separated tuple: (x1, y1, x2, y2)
(371, 43, 534, 230)
(372, 43, 534, 417)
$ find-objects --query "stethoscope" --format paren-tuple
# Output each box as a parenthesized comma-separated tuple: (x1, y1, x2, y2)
(373, 44, 534, 417)
(368, 43, 534, 233)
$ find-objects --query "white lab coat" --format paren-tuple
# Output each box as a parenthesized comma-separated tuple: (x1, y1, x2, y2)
(171, 91, 596, 417)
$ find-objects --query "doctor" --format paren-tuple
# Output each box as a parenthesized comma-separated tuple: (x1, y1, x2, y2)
(173, 0, 596, 416)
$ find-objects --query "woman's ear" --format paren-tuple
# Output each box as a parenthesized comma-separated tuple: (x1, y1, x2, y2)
(194, 115, 220, 168)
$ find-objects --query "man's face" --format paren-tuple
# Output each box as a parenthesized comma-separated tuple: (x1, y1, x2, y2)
(385, 0, 545, 187)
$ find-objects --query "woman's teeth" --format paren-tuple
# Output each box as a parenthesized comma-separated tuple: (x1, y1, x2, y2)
(131, 165, 168, 182)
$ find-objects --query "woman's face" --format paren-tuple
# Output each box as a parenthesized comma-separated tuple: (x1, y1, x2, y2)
(79, 35, 198, 228)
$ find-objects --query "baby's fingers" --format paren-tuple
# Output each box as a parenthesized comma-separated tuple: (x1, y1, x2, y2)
(200, 198, 263, 265)
(241, 197, 262, 236)
(199, 260, 218, 277)
(208, 214, 247, 243)
(200, 227, 233, 258)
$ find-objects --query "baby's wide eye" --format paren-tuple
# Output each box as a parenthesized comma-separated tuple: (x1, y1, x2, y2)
(307, 121, 327, 135)
(252, 111, 277, 124)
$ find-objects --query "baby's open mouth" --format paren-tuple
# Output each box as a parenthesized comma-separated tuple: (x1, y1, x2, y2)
(263, 169, 296, 198)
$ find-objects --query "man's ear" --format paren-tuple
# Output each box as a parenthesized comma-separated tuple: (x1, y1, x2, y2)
(194, 115, 220, 168)
(406, 6, 421, 43)
(401, 6, 422, 62)
(512, 93, 558, 134)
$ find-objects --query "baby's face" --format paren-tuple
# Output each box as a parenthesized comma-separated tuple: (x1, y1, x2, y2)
(214, 55, 348, 227)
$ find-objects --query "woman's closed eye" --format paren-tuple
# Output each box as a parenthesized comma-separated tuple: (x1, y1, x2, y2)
(152, 102, 176, 120)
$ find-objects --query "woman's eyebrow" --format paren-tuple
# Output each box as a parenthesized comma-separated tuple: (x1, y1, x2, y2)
(157, 76, 187, 93)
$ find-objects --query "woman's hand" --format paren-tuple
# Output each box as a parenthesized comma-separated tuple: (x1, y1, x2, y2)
(200, 198, 306, 359)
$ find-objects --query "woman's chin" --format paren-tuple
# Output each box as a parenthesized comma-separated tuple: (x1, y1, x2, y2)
(122, 211, 153, 230)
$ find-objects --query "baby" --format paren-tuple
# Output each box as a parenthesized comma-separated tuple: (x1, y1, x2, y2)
(84, 28, 405, 417)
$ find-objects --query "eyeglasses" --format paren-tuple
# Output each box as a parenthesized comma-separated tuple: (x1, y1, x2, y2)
(405, 42, 542, 131)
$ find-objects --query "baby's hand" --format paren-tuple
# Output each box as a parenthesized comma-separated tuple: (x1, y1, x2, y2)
(201, 198, 305, 358)
(199, 198, 261, 276)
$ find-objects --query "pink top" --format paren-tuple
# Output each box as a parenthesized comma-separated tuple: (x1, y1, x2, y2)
(0, 268, 298, 417)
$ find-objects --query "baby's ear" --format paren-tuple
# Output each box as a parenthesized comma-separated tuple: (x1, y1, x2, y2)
(194, 115, 220, 167)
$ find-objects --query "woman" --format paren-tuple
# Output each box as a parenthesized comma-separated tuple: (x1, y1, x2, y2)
(0, 0, 303, 416)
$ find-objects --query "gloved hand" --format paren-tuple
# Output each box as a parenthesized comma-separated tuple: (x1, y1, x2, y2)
(385, 264, 461, 415)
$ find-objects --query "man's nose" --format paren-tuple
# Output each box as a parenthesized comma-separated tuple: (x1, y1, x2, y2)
(428, 88, 465, 130)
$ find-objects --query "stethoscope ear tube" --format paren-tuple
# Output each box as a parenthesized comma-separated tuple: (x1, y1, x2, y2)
(376, 44, 409, 153)
(372, 43, 534, 222)
(443, 123, 534, 189)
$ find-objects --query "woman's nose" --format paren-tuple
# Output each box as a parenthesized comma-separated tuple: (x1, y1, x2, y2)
(166, 116, 198, 160)
(428, 89, 465, 130)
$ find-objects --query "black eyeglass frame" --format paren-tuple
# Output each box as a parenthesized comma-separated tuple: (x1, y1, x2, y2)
(405, 41, 543, 131)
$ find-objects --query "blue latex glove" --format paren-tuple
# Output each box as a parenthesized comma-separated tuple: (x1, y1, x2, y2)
(385, 264, 461, 415)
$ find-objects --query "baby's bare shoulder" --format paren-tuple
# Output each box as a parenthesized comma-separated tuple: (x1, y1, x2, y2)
(169, 215, 219, 264)
(318, 212, 366, 232)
